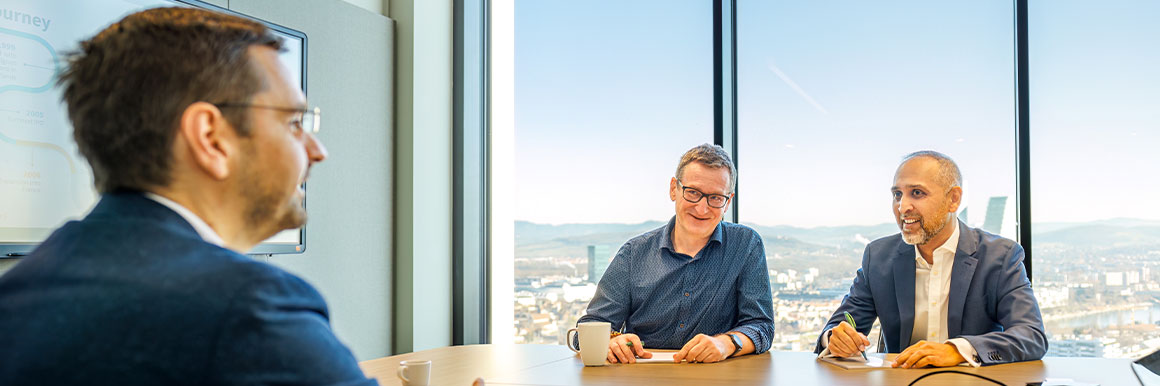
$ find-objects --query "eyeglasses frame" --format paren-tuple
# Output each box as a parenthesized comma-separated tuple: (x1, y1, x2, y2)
(213, 102, 321, 134)
(676, 179, 732, 209)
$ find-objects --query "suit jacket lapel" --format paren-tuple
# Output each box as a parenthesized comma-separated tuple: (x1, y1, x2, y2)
(947, 221, 979, 339)
(894, 241, 916, 351)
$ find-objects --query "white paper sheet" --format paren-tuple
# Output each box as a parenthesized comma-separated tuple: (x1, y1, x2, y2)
(634, 352, 679, 364)
(817, 353, 894, 369)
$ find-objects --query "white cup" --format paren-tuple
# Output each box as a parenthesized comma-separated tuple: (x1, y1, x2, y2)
(397, 360, 431, 386)
(566, 321, 611, 366)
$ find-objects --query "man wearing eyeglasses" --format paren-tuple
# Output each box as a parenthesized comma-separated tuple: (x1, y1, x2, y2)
(0, 8, 375, 385)
(574, 144, 775, 364)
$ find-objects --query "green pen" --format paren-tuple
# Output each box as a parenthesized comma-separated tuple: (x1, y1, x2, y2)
(843, 311, 868, 361)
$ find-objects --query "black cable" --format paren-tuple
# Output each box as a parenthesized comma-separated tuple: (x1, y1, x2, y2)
(907, 370, 1005, 386)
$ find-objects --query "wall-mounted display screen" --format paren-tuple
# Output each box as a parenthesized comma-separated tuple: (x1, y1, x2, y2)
(0, 0, 308, 256)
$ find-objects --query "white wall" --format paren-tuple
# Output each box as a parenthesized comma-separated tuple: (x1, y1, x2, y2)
(390, 0, 454, 354)
(340, 0, 386, 15)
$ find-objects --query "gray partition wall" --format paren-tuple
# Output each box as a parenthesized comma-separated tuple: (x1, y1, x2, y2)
(229, 0, 395, 361)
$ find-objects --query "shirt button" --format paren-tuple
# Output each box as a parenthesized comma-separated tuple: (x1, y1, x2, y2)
(930, 302, 936, 306)
(932, 271, 938, 275)
(684, 292, 690, 297)
(680, 323, 685, 328)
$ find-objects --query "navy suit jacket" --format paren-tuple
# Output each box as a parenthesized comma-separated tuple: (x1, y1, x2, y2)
(0, 192, 376, 386)
(814, 222, 1047, 365)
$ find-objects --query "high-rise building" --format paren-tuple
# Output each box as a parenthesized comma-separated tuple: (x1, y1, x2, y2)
(1107, 272, 1124, 287)
(587, 245, 611, 283)
(983, 196, 1007, 234)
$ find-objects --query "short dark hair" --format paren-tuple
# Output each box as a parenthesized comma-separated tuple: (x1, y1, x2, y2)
(58, 7, 283, 193)
(675, 143, 737, 193)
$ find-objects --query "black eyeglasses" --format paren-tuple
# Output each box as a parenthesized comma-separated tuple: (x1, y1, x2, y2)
(214, 103, 321, 134)
(677, 180, 731, 208)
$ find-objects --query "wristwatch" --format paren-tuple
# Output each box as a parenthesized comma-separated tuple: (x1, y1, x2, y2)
(726, 333, 743, 357)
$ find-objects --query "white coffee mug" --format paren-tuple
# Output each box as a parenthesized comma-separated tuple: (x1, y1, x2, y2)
(397, 360, 431, 386)
(566, 321, 611, 366)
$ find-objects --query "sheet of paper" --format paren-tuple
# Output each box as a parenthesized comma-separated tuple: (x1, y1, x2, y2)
(634, 351, 678, 363)
(817, 354, 893, 369)
(1042, 378, 1100, 386)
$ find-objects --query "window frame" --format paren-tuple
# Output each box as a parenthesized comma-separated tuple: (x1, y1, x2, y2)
(454, 0, 1034, 345)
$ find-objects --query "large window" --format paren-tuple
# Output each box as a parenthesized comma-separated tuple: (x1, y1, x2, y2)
(491, 0, 713, 344)
(1030, 0, 1160, 358)
(736, 1, 1017, 351)
(479, 1, 1158, 358)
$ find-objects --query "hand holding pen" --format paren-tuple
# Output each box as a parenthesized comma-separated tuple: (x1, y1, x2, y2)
(843, 312, 869, 360)
(607, 332, 652, 363)
(827, 312, 871, 359)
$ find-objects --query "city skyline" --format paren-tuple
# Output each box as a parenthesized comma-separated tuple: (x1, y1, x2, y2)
(510, 216, 1160, 358)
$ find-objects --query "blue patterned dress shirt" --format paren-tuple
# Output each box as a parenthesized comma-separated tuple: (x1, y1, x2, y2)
(577, 217, 775, 353)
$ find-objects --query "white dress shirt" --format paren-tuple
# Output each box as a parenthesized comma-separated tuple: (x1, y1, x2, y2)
(912, 221, 980, 367)
(821, 221, 980, 367)
(144, 192, 226, 248)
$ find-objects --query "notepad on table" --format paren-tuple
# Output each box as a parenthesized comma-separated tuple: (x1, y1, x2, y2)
(634, 351, 679, 363)
(817, 353, 894, 369)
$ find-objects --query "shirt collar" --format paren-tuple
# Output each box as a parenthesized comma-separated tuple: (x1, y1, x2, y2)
(659, 215, 725, 252)
(143, 192, 226, 247)
(914, 219, 960, 263)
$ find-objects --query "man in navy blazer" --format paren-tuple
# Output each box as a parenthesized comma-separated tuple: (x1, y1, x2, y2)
(0, 7, 376, 386)
(815, 151, 1047, 368)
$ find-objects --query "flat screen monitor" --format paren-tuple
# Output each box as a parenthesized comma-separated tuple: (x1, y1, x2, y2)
(0, 0, 308, 256)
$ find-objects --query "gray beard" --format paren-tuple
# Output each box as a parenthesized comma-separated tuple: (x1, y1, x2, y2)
(901, 213, 951, 246)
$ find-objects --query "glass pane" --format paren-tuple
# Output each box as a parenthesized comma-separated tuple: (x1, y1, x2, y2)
(491, 0, 713, 344)
(1030, 0, 1160, 358)
(737, 1, 1016, 351)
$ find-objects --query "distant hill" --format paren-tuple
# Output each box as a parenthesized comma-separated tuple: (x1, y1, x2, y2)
(1035, 225, 1160, 247)
(516, 220, 898, 247)
(1033, 218, 1160, 235)
(513, 220, 895, 261)
(515, 230, 648, 259)
(513, 218, 1160, 260)
(515, 221, 664, 245)
(745, 223, 899, 250)
(514, 221, 663, 259)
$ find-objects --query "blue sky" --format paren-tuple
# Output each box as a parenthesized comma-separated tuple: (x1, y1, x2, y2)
(514, 0, 1159, 228)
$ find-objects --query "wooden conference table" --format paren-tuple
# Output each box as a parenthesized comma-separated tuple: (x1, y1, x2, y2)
(360, 344, 1136, 385)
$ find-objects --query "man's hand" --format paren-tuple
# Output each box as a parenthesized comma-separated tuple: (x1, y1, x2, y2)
(827, 321, 870, 358)
(892, 340, 966, 368)
(673, 333, 730, 363)
(607, 333, 652, 364)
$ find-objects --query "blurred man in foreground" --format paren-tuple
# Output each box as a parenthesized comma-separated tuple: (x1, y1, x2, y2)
(0, 7, 376, 385)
